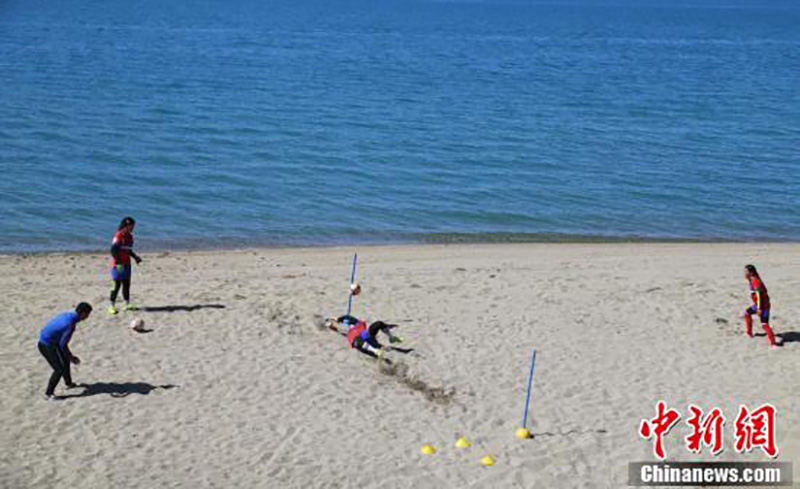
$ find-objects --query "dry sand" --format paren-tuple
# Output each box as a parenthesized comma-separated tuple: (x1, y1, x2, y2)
(1, 243, 798, 488)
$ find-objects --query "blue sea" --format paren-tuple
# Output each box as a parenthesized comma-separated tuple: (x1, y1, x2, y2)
(1, 0, 799, 252)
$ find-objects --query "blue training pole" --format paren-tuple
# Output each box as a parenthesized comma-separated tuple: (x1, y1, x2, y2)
(345, 253, 358, 318)
(521, 349, 537, 428)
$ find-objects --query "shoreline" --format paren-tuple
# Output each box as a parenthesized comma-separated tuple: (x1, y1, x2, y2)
(1, 233, 797, 257)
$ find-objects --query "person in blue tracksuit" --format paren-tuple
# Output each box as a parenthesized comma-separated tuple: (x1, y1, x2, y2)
(37, 303, 92, 400)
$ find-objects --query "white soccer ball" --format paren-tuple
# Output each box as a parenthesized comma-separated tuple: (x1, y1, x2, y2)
(350, 282, 362, 296)
(130, 317, 146, 332)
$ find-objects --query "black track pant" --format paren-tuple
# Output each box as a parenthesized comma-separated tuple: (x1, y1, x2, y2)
(352, 321, 395, 352)
(110, 278, 131, 303)
(38, 343, 72, 396)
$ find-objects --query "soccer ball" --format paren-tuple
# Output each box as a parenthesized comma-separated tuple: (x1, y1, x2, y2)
(130, 317, 146, 332)
(350, 282, 362, 296)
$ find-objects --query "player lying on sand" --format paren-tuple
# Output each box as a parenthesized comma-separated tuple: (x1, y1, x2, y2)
(325, 315, 403, 359)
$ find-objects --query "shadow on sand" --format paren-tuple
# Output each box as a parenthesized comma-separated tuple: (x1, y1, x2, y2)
(62, 382, 177, 399)
(777, 331, 799, 345)
(139, 304, 226, 313)
(753, 331, 797, 346)
(535, 428, 608, 438)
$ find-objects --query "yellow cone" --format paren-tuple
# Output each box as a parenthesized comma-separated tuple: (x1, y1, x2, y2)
(455, 437, 471, 448)
(420, 444, 436, 455)
(481, 455, 496, 466)
(516, 428, 532, 439)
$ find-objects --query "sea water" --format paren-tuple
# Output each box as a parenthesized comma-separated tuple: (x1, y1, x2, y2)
(1, 0, 798, 251)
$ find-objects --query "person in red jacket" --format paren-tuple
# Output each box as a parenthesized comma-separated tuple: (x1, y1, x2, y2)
(326, 315, 403, 359)
(743, 264, 778, 348)
(108, 216, 143, 315)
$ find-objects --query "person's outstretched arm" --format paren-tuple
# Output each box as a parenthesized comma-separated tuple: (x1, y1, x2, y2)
(337, 315, 358, 325)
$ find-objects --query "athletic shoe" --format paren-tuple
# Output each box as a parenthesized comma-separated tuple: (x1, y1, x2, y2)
(44, 394, 59, 401)
(123, 303, 138, 312)
(389, 335, 403, 344)
(107, 305, 118, 315)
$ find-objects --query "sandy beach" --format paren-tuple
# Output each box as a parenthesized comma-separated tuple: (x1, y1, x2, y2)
(1, 243, 797, 488)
